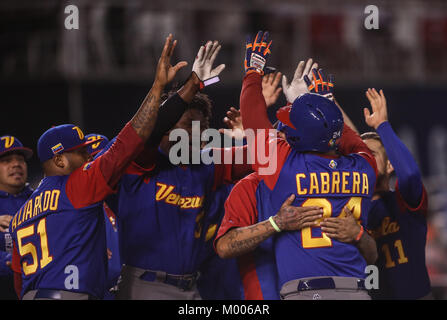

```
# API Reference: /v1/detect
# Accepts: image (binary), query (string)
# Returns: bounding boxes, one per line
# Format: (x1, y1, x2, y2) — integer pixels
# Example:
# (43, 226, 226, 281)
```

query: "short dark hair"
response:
(162, 90, 212, 122)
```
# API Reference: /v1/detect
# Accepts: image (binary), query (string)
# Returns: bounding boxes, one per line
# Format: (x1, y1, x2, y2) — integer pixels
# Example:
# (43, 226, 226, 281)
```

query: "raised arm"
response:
(66, 35, 186, 208)
(364, 88, 423, 207)
(136, 40, 226, 167)
(240, 31, 274, 131)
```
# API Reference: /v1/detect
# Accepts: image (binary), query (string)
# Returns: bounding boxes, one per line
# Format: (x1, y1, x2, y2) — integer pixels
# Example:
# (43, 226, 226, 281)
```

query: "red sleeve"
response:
(214, 173, 261, 249)
(239, 73, 273, 131)
(11, 243, 20, 273)
(395, 181, 428, 216)
(212, 146, 252, 190)
(239, 73, 292, 190)
(132, 146, 158, 171)
(12, 244, 22, 299)
(338, 124, 378, 176)
(66, 122, 144, 209)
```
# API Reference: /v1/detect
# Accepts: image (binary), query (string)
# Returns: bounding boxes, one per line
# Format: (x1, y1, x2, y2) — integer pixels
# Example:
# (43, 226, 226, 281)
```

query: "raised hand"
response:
(154, 34, 188, 88)
(244, 31, 272, 76)
(219, 107, 245, 140)
(273, 194, 323, 231)
(192, 40, 226, 81)
(282, 58, 318, 103)
(364, 88, 388, 129)
(304, 68, 335, 100)
(262, 72, 282, 107)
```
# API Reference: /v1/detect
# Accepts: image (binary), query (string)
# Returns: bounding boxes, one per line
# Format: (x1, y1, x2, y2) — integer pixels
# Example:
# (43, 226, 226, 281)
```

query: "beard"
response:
(375, 171, 389, 192)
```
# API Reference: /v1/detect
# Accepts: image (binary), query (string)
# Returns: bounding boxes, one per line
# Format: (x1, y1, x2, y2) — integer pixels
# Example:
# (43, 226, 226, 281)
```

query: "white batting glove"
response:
(282, 58, 318, 103)
(192, 40, 226, 81)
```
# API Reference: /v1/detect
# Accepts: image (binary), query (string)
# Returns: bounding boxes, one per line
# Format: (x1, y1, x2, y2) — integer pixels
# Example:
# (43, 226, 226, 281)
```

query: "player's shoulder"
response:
(227, 172, 261, 201)
(238, 172, 261, 187)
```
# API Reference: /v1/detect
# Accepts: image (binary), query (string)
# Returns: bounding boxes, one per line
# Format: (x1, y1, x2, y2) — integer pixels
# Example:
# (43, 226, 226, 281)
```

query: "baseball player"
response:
(86, 133, 122, 300)
(216, 63, 377, 299)
(0, 136, 33, 299)
(196, 183, 245, 300)
(219, 31, 378, 300)
(361, 88, 432, 299)
(9, 34, 186, 300)
(103, 40, 252, 300)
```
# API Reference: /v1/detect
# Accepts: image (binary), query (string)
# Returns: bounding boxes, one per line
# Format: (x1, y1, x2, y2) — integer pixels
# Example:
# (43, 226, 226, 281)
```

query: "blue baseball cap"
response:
(0, 135, 33, 159)
(85, 134, 108, 156)
(37, 124, 99, 162)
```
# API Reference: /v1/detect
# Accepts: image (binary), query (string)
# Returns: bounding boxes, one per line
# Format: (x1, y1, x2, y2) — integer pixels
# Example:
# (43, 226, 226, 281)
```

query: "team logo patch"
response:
(329, 160, 337, 169)
(51, 143, 64, 154)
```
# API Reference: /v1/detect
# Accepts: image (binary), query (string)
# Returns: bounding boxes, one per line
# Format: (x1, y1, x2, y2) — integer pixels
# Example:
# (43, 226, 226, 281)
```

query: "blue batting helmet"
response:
(276, 93, 343, 152)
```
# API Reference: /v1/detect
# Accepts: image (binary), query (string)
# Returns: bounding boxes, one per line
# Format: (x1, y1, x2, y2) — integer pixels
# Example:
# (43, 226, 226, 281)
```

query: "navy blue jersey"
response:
(10, 176, 108, 298)
(0, 186, 33, 253)
(197, 183, 244, 300)
(106, 148, 247, 275)
(366, 121, 431, 299)
(0, 186, 33, 299)
(367, 184, 430, 299)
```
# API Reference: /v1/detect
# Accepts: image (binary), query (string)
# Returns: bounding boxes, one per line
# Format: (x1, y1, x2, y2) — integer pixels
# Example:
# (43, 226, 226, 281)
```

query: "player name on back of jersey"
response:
(295, 171, 370, 196)
(10, 189, 61, 233)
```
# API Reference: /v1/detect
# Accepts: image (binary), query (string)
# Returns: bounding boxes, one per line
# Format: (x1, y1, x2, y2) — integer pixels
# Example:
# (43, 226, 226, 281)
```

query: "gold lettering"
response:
(342, 172, 351, 194)
(43, 191, 51, 211)
(24, 200, 33, 221)
(352, 172, 361, 194)
(309, 173, 319, 195)
(49, 190, 60, 211)
(11, 214, 17, 232)
(166, 193, 179, 205)
(155, 183, 175, 201)
(320, 172, 330, 194)
(332, 172, 340, 194)
(362, 173, 369, 194)
(33, 194, 42, 217)
(296, 173, 307, 195)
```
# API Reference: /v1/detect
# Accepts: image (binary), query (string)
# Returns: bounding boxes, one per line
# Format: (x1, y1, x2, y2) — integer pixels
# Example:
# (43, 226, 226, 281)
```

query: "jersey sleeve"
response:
(239, 73, 292, 190)
(214, 173, 261, 249)
(395, 181, 428, 216)
(338, 124, 378, 176)
(66, 122, 144, 209)
(377, 121, 423, 208)
(11, 243, 20, 274)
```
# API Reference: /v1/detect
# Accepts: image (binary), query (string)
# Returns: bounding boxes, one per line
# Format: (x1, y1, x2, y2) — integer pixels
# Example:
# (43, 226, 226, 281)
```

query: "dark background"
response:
(1, 0, 447, 297)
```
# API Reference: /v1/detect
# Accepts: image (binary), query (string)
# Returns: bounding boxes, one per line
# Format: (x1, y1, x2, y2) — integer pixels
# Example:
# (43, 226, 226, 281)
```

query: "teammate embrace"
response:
(7, 31, 431, 300)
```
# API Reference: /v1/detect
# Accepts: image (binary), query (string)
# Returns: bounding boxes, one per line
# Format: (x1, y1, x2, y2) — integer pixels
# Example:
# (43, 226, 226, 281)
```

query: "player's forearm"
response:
(178, 72, 201, 103)
(240, 73, 273, 131)
(376, 121, 423, 206)
(130, 83, 163, 141)
(145, 73, 200, 148)
(356, 231, 378, 265)
(216, 220, 276, 259)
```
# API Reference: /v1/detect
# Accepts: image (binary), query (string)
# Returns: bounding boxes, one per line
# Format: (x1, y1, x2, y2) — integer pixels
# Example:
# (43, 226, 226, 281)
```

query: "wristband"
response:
(355, 225, 364, 242)
(269, 216, 281, 233)
(199, 76, 220, 90)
